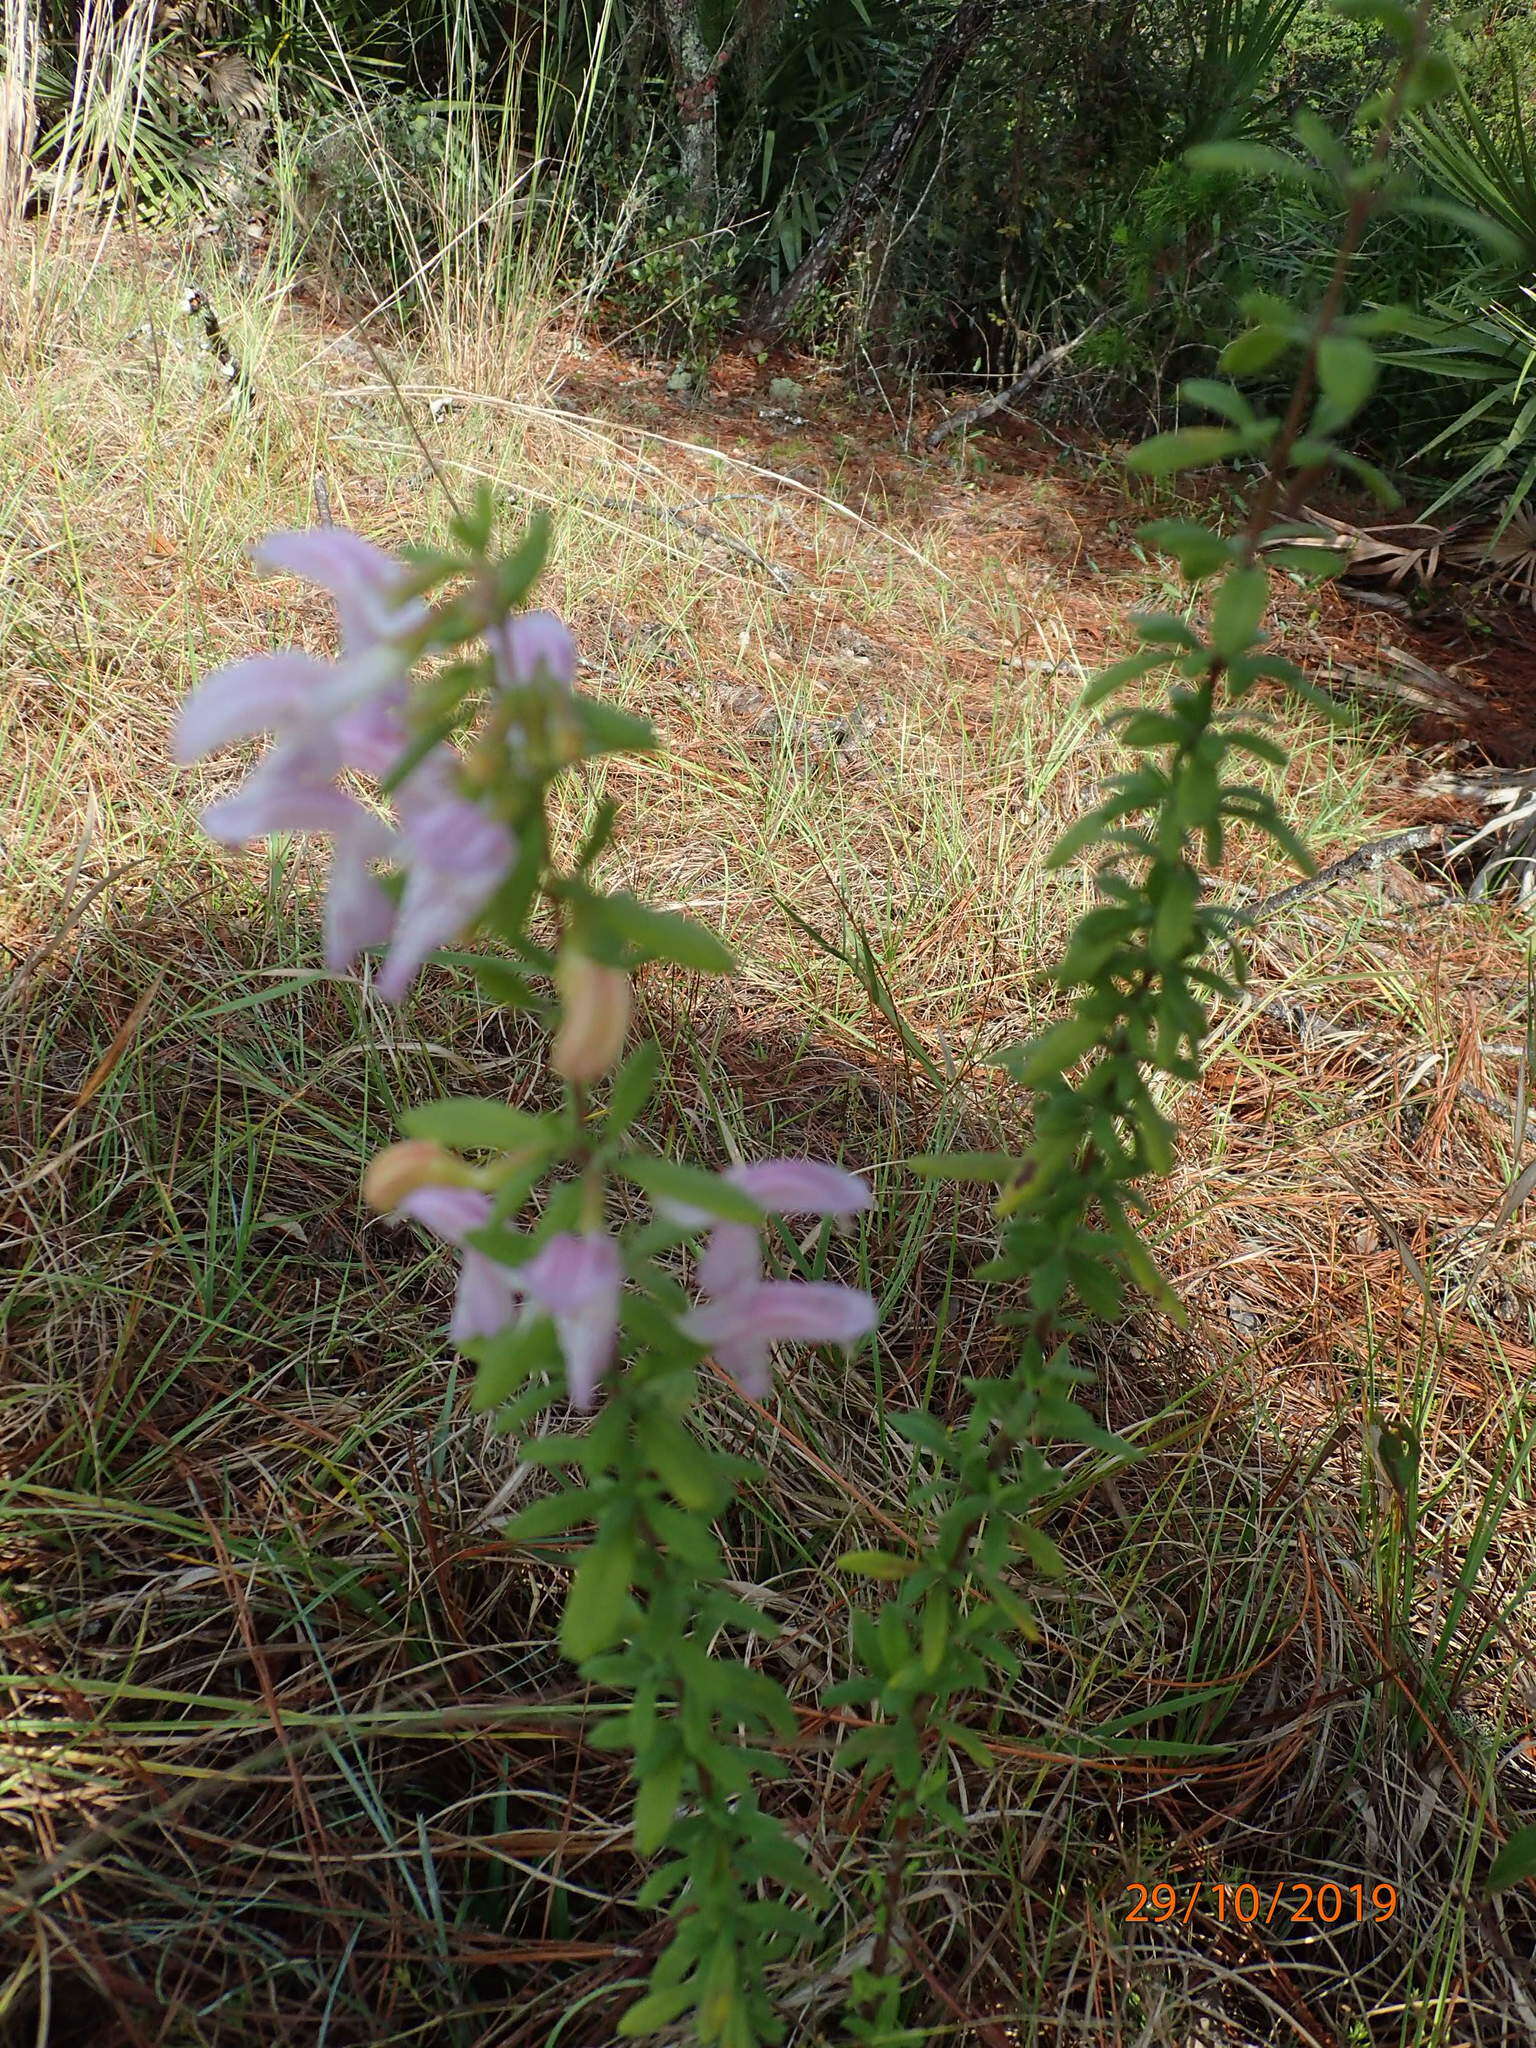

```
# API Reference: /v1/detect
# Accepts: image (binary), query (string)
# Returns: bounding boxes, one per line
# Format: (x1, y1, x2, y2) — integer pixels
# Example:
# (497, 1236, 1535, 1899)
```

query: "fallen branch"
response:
(1246, 824, 1448, 922)
(925, 322, 1101, 449)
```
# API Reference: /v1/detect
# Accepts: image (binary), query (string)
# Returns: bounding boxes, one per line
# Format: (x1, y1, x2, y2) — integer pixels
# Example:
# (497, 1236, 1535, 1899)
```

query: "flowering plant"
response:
(177, 502, 876, 2043)
(173, 9, 1479, 2034)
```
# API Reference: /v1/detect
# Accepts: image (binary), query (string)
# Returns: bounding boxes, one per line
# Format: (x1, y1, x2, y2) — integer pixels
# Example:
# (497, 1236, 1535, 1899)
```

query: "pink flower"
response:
(489, 611, 577, 691)
(685, 1283, 877, 1398)
(389, 1178, 621, 1407)
(176, 528, 518, 1003)
(387, 1171, 622, 1409)
(396, 1183, 520, 1344)
(254, 529, 428, 659)
(668, 1159, 877, 1397)
(515, 1232, 623, 1408)
(373, 782, 516, 1004)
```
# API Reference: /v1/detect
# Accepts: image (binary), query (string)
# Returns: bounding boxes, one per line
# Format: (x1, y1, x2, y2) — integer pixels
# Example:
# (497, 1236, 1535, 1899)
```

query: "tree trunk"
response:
(656, 0, 720, 223)
(745, 0, 1001, 347)
(0, 0, 39, 226)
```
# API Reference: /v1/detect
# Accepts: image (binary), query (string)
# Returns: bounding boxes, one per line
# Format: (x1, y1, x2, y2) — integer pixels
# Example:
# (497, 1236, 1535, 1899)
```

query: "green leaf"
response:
(492, 514, 552, 613)
(569, 694, 659, 761)
(639, 1413, 731, 1513)
(1328, 0, 1413, 44)
(631, 1749, 687, 1855)
(836, 1549, 918, 1581)
(1292, 107, 1353, 176)
(402, 1097, 554, 1151)
(1209, 566, 1270, 659)
(1178, 378, 1254, 427)
(906, 1150, 1017, 1180)
(468, 1314, 561, 1413)
(1330, 446, 1401, 506)
(503, 1490, 597, 1542)
(1185, 141, 1309, 181)
(1139, 519, 1233, 580)
(614, 1154, 764, 1222)
(1126, 426, 1243, 476)
(577, 891, 735, 975)
(575, 796, 620, 872)
(605, 1041, 662, 1137)
(1488, 1826, 1536, 1894)
(468, 959, 546, 1010)
(1080, 652, 1164, 707)
(448, 484, 497, 555)
(1315, 333, 1378, 426)
(1221, 324, 1293, 376)
(617, 1985, 696, 2036)
(1265, 543, 1351, 580)
(1006, 1016, 1105, 1087)
(560, 1536, 636, 1660)
(1131, 610, 1204, 651)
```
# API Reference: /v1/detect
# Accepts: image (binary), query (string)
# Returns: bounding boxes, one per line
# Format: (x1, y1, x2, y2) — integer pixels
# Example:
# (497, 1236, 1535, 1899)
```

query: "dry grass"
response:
(5, 218, 1536, 2048)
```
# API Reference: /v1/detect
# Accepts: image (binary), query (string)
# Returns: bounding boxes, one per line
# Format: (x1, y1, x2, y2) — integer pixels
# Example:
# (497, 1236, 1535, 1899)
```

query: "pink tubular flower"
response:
(176, 527, 519, 1004)
(254, 529, 428, 660)
(389, 1177, 622, 1408)
(515, 1232, 624, 1408)
(668, 1159, 877, 1398)
(373, 784, 516, 1004)
(396, 1183, 520, 1344)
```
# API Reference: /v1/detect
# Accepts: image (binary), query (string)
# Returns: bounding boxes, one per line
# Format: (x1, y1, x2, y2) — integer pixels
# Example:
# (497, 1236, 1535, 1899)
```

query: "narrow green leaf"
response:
(835, 1549, 918, 1581)
(1315, 333, 1378, 425)
(632, 1749, 687, 1854)
(402, 1097, 553, 1151)
(1209, 566, 1270, 658)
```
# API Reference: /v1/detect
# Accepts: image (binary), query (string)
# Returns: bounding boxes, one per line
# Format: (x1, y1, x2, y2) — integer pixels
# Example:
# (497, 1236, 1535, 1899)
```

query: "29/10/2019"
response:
(1123, 1881, 1398, 1926)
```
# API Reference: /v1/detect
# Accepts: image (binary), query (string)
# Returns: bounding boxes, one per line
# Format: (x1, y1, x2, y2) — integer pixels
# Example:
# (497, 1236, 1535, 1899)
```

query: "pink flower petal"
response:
(451, 1250, 520, 1342)
(199, 749, 361, 844)
(254, 530, 427, 652)
(685, 1280, 876, 1389)
(398, 1184, 493, 1244)
(714, 1331, 774, 1400)
(324, 815, 398, 972)
(725, 1159, 872, 1221)
(518, 1232, 623, 1408)
(374, 800, 515, 1003)
(335, 691, 410, 778)
(489, 611, 577, 691)
(173, 653, 332, 764)
(698, 1221, 761, 1299)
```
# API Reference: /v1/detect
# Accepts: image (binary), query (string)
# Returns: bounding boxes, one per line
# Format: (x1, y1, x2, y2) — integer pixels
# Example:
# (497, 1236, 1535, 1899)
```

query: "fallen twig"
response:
(1246, 825, 1448, 922)
(925, 321, 1102, 449)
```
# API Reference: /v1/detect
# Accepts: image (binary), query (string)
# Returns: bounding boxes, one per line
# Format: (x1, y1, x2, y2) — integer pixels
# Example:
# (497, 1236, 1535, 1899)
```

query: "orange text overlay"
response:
(1123, 1881, 1398, 1926)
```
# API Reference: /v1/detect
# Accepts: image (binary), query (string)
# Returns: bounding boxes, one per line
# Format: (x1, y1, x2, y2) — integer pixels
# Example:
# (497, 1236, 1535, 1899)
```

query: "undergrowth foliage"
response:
(169, 5, 1536, 2039)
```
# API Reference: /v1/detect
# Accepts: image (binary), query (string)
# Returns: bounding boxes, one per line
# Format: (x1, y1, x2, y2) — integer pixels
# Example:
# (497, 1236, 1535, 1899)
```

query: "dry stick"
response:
(1246, 824, 1448, 921)
(924, 320, 1103, 449)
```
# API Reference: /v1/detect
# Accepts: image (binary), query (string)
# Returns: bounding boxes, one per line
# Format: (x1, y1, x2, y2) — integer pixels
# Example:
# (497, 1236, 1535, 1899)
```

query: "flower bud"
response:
(552, 951, 631, 1084)
(363, 1139, 466, 1213)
